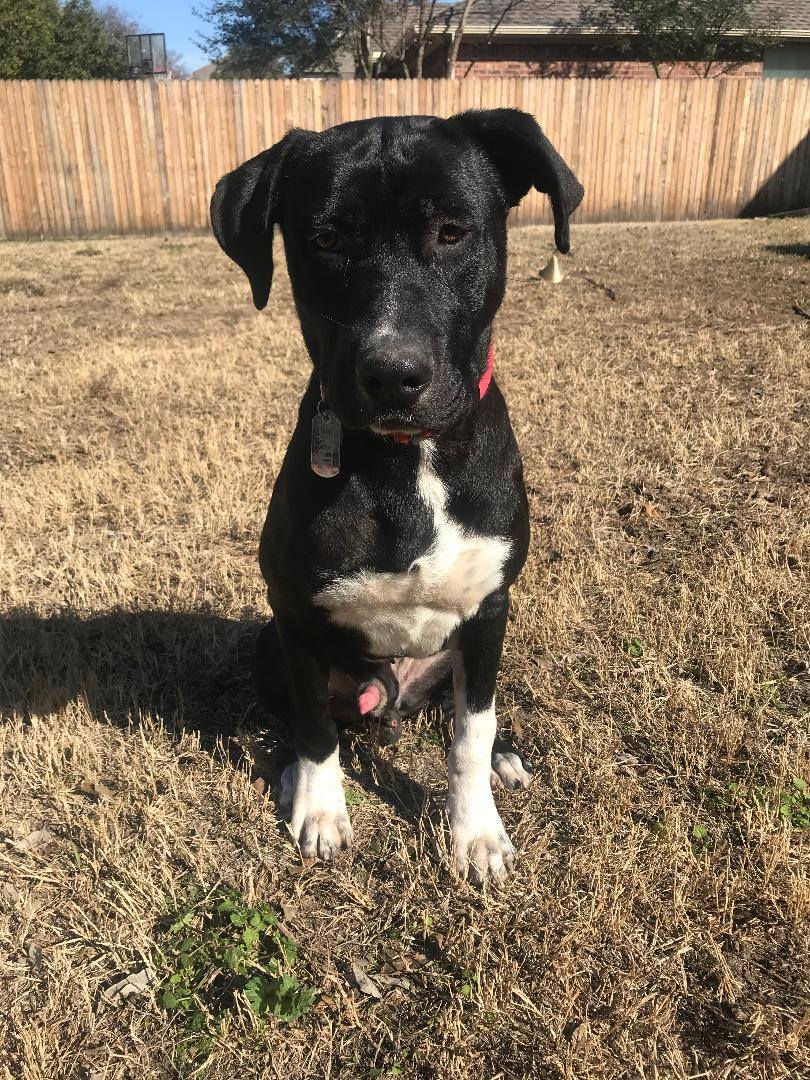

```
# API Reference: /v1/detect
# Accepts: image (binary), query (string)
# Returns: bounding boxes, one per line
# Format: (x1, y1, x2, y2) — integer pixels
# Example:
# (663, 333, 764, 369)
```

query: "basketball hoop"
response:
(126, 33, 168, 78)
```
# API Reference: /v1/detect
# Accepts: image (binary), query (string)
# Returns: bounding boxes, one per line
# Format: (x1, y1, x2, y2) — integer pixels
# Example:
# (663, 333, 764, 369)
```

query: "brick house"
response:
(417, 0, 810, 78)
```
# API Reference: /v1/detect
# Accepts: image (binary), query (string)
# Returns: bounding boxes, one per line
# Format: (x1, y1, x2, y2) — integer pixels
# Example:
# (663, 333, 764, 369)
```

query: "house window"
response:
(763, 45, 810, 77)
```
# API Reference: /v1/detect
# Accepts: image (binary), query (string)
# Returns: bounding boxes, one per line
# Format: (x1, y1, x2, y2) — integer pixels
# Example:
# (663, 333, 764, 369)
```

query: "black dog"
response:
(211, 109, 583, 883)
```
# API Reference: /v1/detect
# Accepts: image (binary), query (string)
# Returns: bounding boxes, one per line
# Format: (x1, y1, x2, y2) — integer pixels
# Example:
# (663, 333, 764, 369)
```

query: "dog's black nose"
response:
(357, 346, 432, 408)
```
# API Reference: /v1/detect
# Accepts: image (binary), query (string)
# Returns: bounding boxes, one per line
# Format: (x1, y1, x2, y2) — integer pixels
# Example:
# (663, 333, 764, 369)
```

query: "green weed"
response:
(622, 637, 645, 660)
(694, 777, 810, 852)
(154, 882, 315, 1063)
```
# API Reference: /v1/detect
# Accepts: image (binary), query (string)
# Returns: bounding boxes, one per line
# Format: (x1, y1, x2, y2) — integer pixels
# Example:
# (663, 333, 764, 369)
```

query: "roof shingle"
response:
(447, 0, 810, 34)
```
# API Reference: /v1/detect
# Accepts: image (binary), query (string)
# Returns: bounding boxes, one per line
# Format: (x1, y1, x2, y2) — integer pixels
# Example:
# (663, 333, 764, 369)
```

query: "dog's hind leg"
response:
(394, 652, 453, 718)
(394, 653, 531, 790)
(254, 620, 397, 739)
(252, 618, 289, 718)
(490, 734, 533, 791)
(328, 663, 402, 745)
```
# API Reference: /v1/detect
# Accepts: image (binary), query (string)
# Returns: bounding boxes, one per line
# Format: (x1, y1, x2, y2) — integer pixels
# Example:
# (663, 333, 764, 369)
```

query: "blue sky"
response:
(122, 1, 210, 72)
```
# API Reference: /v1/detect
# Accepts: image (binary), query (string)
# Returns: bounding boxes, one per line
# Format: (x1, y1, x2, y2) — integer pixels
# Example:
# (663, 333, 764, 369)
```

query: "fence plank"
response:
(0, 83, 19, 235)
(0, 77, 806, 238)
(783, 80, 809, 206)
(23, 81, 48, 234)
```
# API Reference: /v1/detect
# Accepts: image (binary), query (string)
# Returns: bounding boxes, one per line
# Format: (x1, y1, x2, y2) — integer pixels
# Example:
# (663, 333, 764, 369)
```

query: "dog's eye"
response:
(312, 228, 339, 252)
(437, 223, 466, 246)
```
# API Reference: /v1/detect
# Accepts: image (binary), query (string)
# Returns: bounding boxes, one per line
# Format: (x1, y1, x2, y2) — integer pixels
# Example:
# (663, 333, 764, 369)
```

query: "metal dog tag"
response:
(311, 405, 342, 478)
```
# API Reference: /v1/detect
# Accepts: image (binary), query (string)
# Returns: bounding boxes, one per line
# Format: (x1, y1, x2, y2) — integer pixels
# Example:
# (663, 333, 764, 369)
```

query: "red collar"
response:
(390, 342, 494, 444)
(477, 341, 494, 400)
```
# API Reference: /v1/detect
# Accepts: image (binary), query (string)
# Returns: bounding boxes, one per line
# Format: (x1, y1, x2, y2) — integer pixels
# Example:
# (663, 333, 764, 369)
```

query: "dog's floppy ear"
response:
(210, 129, 303, 310)
(449, 108, 584, 254)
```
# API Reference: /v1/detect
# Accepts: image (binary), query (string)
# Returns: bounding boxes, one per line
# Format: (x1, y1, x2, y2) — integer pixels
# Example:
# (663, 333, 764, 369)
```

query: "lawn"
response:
(0, 219, 808, 1079)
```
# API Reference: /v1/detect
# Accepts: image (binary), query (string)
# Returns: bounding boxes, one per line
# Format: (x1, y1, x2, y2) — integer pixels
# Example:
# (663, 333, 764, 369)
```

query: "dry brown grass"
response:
(0, 219, 808, 1080)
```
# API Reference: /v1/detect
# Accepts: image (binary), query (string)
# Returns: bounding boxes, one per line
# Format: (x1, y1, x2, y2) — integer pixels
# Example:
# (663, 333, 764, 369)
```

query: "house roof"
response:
(450, 0, 592, 29)
(767, 0, 810, 31)
(190, 62, 218, 80)
(436, 0, 810, 35)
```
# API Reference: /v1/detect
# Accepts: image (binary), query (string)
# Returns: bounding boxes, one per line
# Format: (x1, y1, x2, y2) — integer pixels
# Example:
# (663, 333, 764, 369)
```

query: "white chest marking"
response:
(314, 442, 511, 658)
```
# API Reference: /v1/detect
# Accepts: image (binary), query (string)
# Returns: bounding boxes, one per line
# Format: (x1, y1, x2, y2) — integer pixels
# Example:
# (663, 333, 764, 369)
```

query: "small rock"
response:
(1, 882, 21, 905)
(101, 966, 156, 1006)
(79, 778, 114, 802)
(350, 962, 382, 999)
(14, 829, 55, 854)
(614, 752, 640, 767)
(28, 943, 46, 968)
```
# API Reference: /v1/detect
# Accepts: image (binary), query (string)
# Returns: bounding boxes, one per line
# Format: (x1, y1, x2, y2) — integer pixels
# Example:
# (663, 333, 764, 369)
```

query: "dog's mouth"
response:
(369, 421, 433, 444)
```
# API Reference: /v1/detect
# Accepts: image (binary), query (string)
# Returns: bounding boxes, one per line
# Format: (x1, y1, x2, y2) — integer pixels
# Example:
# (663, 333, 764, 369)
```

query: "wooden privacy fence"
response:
(0, 77, 807, 239)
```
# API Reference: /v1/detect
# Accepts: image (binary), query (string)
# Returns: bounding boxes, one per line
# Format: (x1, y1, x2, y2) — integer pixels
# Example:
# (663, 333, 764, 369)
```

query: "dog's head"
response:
(211, 109, 583, 436)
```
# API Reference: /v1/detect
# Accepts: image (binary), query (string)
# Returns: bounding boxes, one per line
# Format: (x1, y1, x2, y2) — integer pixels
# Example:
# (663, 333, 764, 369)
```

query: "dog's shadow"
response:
(0, 607, 260, 741)
(0, 606, 432, 826)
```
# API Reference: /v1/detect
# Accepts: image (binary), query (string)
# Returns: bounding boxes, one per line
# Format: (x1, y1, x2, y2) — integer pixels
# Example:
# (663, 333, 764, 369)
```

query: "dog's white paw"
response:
(490, 751, 533, 791)
(447, 792, 515, 885)
(279, 755, 353, 861)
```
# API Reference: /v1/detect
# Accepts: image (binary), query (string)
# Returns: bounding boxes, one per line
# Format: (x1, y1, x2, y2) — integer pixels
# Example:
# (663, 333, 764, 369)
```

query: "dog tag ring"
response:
(311, 403, 342, 478)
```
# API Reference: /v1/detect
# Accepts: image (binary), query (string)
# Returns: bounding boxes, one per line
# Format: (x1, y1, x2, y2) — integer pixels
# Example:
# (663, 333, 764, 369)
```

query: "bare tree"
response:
(336, 0, 381, 78)
(445, 0, 472, 76)
(412, 0, 445, 77)
(95, 2, 139, 40)
(348, 0, 552, 80)
(349, 0, 448, 79)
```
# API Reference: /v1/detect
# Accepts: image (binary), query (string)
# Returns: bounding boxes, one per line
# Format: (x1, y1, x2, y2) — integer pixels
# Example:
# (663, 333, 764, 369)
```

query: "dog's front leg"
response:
(275, 617, 353, 861)
(447, 593, 515, 884)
